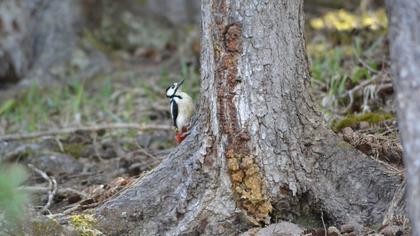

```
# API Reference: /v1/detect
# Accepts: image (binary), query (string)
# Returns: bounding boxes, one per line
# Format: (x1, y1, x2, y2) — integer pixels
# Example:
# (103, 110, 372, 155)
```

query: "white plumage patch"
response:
(171, 92, 194, 130)
(166, 84, 177, 97)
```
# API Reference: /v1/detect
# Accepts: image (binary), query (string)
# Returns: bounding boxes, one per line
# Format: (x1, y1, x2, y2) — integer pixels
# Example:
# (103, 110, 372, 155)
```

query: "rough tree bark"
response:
(387, 1, 420, 235)
(96, 0, 403, 235)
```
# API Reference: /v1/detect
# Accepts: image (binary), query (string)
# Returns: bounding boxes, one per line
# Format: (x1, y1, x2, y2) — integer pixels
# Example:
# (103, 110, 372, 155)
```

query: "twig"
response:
(352, 46, 379, 74)
(54, 137, 64, 152)
(60, 187, 89, 199)
(357, 56, 379, 74)
(92, 132, 104, 161)
(321, 210, 327, 236)
(338, 75, 383, 99)
(367, 154, 404, 175)
(0, 123, 172, 142)
(333, 74, 392, 114)
(135, 138, 159, 160)
(27, 164, 50, 184)
(20, 186, 88, 199)
(135, 148, 160, 161)
(62, 203, 82, 215)
(19, 185, 50, 192)
(27, 164, 57, 214)
(48, 203, 81, 219)
(44, 177, 57, 213)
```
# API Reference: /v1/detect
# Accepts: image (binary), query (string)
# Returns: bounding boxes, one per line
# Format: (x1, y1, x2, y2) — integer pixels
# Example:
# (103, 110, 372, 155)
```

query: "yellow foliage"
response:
(310, 9, 387, 31)
(310, 18, 324, 30)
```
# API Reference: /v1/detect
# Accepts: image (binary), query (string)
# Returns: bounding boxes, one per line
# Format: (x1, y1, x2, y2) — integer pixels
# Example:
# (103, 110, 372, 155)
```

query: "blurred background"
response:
(0, 0, 399, 232)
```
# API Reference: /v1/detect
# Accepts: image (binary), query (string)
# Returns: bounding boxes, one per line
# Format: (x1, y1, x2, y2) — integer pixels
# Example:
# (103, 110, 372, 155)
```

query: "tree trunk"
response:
(387, 1, 420, 235)
(96, 0, 403, 235)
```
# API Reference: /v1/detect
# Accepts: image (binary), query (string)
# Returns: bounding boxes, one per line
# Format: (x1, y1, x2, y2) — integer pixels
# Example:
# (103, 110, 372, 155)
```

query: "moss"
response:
(336, 140, 354, 149)
(83, 30, 114, 55)
(70, 214, 103, 236)
(28, 217, 77, 236)
(62, 143, 87, 158)
(332, 112, 394, 132)
(294, 214, 323, 229)
(31, 219, 59, 236)
(15, 148, 36, 161)
(369, 223, 383, 232)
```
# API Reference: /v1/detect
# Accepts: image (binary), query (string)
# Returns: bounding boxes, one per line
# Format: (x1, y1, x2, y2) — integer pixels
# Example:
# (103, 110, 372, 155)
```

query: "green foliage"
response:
(30, 217, 67, 236)
(0, 164, 29, 222)
(351, 66, 369, 84)
(0, 99, 16, 116)
(69, 79, 85, 113)
(307, 8, 389, 120)
(332, 112, 394, 132)
(157, 61, 200, 101)
(0, 82, 84, 132)
(0, 75, 128, 134)
(176, 61, 201, 101)
(309, 39, 376, 97)
(101, 78, 113, 98)
(83, 30, 113, 55)
(62, 143, 87, 159)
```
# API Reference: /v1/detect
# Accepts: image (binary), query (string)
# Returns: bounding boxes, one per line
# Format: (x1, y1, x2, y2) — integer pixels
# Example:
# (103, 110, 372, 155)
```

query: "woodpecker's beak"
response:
(177, 79, 185, 88)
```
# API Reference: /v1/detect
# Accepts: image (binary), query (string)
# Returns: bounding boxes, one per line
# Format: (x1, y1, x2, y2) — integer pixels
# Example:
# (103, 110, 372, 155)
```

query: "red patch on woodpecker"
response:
(175, 133, 184, 144)
(175, 127, 190, 144)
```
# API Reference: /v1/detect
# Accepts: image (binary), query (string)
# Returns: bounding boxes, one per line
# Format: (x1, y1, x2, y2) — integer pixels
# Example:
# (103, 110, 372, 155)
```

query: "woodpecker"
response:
(166, 80, 194, 144)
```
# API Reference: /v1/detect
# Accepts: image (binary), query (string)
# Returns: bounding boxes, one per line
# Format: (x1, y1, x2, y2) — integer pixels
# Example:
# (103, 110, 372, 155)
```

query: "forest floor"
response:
(0, 4, 407, 236)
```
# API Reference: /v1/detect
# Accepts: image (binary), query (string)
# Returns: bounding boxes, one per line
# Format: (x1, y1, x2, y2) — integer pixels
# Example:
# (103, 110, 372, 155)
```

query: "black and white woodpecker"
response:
(166, 80, 194, 143)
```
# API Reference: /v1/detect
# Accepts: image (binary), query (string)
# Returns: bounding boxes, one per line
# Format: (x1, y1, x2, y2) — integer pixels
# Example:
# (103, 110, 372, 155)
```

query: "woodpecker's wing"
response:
(176, 92, 194, 129)
(170, 100, 178, 129)
(183, 93, 195, 114)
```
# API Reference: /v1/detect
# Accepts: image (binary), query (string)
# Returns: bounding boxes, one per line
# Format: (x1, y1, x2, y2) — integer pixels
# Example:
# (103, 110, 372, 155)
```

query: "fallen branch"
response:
(321, 211, 327, 236)
(27, 164, 57, 214)
(0, 123, 172, 142)
(20, 186, 89, 199)
(331, 74, 393, 115)
(135, 138, 160, 160)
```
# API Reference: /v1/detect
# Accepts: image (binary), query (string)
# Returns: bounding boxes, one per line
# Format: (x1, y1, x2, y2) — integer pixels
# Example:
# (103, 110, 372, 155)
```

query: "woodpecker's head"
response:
(166, 79, 184, 98)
